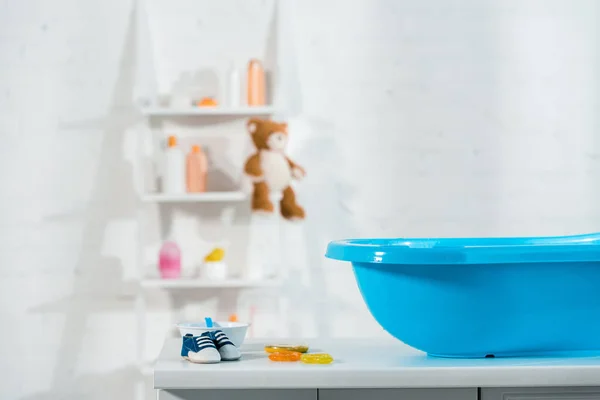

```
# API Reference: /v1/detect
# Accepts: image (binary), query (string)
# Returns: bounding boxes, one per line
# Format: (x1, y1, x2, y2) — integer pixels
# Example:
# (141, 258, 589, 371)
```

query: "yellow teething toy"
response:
(300, 353, 334, 364)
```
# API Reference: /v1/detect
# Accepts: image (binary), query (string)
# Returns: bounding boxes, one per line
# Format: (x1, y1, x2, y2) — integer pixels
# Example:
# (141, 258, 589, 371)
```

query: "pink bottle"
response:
(158, 242, 181, 279)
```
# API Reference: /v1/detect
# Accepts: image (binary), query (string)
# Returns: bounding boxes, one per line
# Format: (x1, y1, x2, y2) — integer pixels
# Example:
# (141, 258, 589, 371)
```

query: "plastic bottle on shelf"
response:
(186, 145, 208, 193)
(247, 59, 265, 106)
(163, 135, 185, 194)
(204, 260, 228, 280)
(227, 63, 241, 108)
(158, 241, 181, 279)
(203, 246, 227, 280)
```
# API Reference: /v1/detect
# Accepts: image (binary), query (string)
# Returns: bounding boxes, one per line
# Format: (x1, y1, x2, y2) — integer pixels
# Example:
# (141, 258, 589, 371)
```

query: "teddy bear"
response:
(243, 118, 306, 220)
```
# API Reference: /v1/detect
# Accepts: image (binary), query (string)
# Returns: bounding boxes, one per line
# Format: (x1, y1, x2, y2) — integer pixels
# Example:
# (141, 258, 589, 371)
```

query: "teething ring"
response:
(300, 353, 334, 364)
(265, 345, 309, 354)
(268, 351, 301, 362)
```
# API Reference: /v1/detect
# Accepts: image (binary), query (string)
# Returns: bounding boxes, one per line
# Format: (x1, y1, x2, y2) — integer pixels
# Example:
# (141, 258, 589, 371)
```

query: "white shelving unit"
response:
(140, 278, 281, 289)
(140, 105, 277, 117)
(132, 1, 292, 398)
(140, 191, 247, 203)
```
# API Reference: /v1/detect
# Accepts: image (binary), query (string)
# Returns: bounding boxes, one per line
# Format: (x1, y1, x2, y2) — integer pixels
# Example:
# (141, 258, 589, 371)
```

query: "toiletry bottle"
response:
(247, 59, 265, 106)
(228, 63, 241, 107)
(203, 246, 227, 280)
(204, 259, 228, 280)
(164, 135, 185, 194)
(186, 145, 208, 193)
(158, 241, 181, 279)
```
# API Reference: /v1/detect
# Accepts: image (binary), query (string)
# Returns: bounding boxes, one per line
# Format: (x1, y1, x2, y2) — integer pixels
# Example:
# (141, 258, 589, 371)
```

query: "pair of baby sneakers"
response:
(181, 330, 241, 364)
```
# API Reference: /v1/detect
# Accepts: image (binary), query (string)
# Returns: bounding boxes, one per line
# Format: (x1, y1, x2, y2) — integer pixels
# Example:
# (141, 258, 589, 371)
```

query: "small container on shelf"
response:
(163, 135, 185, 194)
(204, 261, 228, 280)
(158, 241, 181, 279)
(247, 59, 265, 106)
(186, 145, 208, 193)
(202, 247, 228, 280)
(195, 97, 218, 107)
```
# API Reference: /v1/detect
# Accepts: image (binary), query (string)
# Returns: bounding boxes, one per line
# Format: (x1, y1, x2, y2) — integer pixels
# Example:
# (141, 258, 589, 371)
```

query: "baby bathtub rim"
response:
(325, 233, 600, 265)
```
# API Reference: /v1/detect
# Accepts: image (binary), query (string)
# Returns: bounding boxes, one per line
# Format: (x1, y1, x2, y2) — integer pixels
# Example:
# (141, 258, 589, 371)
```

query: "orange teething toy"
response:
(197, 97, 218, 107)
(268, 351, 301, 362)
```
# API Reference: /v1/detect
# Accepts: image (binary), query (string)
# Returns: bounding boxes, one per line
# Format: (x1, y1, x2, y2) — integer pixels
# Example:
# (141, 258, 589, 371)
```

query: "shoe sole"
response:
(221, 357, 241, 361)
(183, 356, 221, 364)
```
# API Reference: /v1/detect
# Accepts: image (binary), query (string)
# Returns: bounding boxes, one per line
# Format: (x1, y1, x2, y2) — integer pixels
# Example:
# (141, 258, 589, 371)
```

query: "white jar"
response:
(203, 261, 228, 280)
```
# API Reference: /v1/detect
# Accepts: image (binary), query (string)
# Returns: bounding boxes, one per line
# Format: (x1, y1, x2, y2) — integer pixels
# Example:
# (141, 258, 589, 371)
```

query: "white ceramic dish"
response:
(175, 321, 249, 347)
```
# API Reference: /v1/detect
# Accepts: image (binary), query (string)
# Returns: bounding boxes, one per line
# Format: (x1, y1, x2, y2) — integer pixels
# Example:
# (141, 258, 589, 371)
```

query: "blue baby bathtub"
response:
(325, 233, 600, 358)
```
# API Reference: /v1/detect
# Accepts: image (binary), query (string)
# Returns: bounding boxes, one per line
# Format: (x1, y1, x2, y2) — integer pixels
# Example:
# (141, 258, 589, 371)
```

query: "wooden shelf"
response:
(140, 278, 281, 289)
(141, 191, 247, 203)
(141, 106, 276, 117)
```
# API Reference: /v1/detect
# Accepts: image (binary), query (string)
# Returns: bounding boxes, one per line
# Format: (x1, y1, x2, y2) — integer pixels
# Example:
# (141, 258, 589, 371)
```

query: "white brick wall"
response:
(1, 0, 600, 398)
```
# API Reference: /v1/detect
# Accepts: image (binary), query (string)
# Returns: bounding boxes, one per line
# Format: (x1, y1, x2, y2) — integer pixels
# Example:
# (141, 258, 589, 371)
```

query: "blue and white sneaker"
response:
(181, 332, 221, 364)
(211, 330, 241, 361)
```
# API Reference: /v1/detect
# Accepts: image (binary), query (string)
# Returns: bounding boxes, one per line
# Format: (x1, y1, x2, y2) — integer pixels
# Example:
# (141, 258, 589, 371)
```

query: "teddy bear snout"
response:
(267, 132, 287, 150)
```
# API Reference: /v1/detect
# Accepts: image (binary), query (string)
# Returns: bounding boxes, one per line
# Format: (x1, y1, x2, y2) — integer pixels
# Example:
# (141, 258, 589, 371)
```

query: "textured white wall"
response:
(1, 0, 600, 399)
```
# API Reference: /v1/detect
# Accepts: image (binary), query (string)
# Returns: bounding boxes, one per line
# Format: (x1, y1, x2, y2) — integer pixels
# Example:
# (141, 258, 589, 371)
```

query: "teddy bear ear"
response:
(247, 119, 259, 134)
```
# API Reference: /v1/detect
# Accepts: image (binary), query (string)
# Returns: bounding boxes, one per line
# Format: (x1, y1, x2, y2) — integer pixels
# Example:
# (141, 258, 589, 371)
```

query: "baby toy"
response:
(243, 118, 306, 220)
(300, 353, 334, 364)
(265, 344, 309, 353)
(268, 351, 301, 362)
(267, 350, 334, 364)
(196, 97, 218, 107)
(265, 344, 334, 364)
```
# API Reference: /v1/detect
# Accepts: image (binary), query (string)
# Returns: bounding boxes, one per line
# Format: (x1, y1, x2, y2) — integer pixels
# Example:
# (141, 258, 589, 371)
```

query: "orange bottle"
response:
(247, 59, 265, 106)
(186, 145, 208, 193)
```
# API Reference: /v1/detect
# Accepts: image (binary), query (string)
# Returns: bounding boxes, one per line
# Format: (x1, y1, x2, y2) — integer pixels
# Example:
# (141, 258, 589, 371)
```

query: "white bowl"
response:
(175, 321, 249, 347)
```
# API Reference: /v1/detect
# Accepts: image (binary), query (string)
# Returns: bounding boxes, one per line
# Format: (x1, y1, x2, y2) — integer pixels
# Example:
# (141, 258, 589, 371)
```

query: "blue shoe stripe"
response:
(211, 330, 235, 348)
(215, 340, 234, 349)
(195, 343, 217, 352)
(196, 337, 213, 343)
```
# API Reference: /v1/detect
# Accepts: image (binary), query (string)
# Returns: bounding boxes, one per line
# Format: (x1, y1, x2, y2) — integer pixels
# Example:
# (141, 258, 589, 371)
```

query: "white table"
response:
(154, 338, 600, 400)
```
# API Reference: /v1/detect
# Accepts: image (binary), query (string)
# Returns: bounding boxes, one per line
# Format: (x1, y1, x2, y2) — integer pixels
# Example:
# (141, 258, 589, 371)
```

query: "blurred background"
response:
(1, 0, 600, 398)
